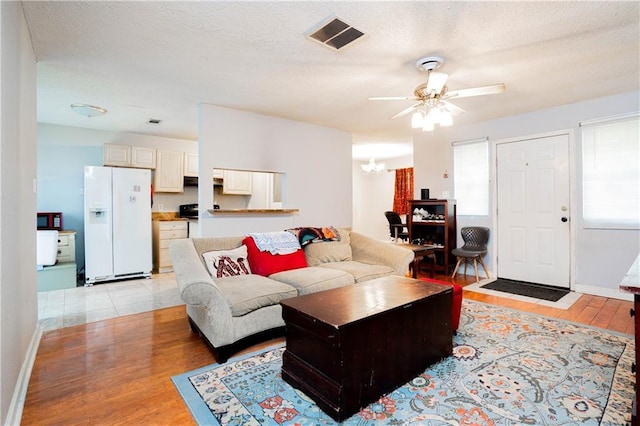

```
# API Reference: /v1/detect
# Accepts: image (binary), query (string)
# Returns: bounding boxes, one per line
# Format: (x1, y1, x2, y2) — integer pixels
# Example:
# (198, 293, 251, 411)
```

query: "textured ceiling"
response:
(23, 1, 640, 159)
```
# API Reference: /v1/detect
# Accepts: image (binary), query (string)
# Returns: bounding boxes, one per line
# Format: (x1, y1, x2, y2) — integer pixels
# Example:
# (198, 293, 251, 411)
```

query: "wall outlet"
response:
(158, 204, 164, 211)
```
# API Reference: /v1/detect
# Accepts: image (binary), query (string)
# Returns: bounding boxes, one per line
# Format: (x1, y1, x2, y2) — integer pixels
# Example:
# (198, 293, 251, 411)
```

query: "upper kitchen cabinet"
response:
(103, 144, 156, 169)
(154, 150, 184, 193)
(131, 146, 157, 169)
(184, 153, 198, 177)
(222, 170, 252, 195)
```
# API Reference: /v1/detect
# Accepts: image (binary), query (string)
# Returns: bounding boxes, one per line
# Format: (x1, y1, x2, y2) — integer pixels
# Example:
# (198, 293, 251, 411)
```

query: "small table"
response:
(280, 276, 453, 421)
(397, 243, 436, 278)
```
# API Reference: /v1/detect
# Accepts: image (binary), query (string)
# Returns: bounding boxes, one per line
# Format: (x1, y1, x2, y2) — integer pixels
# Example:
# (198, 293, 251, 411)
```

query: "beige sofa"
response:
(170, 229, 414, 361)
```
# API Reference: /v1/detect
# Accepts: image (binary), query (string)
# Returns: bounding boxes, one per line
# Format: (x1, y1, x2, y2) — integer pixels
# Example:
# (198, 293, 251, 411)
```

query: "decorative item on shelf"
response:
(361, 158, 385, 174)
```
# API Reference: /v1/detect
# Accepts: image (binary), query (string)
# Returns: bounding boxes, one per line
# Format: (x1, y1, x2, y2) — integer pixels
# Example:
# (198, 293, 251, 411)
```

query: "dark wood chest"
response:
(280, 276, 453, 422)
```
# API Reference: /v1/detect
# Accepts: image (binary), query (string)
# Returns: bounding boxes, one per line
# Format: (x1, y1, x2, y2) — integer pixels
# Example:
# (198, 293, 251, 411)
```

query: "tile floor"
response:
(37, 273, 184, 332)
(38, 273, 582, 333)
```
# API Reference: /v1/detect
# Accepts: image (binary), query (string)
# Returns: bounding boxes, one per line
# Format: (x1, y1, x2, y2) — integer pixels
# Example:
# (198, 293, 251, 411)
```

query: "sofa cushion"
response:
(243, 237, 308, 276)
(319, 261, 395, 283)
(202, 245, 251, 278)
(270, 266, 354, 295)
(304, 229, 352, 266)
(215, 274, 298, 317)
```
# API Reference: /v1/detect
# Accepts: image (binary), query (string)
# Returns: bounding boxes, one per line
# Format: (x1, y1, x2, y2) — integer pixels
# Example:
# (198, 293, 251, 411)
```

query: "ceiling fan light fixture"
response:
(411, 111, 424, 128)
(422, 118, 435, 132)
(429, 107, 442, 124)
(440, 111, 453, 126)
(70, 103, 107, 117)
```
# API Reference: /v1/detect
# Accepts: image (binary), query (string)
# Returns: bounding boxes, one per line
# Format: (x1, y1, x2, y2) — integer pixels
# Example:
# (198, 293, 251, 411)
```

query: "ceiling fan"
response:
(369, 56, 505, 130)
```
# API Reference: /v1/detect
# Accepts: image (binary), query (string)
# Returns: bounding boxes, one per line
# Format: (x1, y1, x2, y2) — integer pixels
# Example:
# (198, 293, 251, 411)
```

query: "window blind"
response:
(581, 113, 640, 229)
(453, 138, 489, 216)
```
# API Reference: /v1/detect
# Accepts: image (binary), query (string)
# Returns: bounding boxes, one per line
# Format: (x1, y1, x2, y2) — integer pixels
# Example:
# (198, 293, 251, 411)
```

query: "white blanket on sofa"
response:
(248, 231, 301, 255)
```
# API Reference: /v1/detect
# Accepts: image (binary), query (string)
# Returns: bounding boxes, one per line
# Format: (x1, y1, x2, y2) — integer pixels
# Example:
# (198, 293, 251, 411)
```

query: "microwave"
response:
(37, 212, 63, 230)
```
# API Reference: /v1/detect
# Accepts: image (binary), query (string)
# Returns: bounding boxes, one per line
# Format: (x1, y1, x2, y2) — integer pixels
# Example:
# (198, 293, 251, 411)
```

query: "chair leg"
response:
(463, 258, 468, 277)
(478, 256, 490, 279)
(451, 257, 463, 278)
(473, 258, 479, 283)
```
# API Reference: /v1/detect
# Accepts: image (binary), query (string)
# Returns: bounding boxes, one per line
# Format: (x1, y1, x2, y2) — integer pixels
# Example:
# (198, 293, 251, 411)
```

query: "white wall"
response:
(352, 156, 413, 241)
(0, 3, 38, 423)
(37, 123, 197, 273)
(198, 104, 352, 236)
(413, 91, 640, 300)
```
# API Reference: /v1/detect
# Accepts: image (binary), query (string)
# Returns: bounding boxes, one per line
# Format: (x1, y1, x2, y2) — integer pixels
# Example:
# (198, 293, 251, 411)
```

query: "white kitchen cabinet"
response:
(153, 150, 184, 192)
(213, 168, 224, 179)
(56, 230, 76, 263)
(103, 144, 131, 167)
(184, 152, 198, 177)
(131, 146, 157, 169)
(103, 144, 157, 169)
(152, 220, 188, 273)
(222, 170, 252, 195)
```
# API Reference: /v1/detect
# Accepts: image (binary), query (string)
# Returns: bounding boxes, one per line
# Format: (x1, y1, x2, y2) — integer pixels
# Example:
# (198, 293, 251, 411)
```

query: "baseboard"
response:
(574, 283, 633, 302)
(5, 323, 42, 426)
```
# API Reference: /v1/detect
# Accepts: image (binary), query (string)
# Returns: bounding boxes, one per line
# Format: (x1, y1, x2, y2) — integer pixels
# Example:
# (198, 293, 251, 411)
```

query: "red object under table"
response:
(421, 278, 463, 332)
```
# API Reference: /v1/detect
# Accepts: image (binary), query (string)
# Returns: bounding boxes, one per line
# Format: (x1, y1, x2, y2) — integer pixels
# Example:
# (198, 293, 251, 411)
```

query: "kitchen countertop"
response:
(207, 208, 299, 214)
(152, 212, 187, 221)
(619, 254, 640, 294)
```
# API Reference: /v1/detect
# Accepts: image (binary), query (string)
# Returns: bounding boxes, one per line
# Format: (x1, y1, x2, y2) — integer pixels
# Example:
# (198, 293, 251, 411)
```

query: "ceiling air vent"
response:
(305, 16, 365, 51)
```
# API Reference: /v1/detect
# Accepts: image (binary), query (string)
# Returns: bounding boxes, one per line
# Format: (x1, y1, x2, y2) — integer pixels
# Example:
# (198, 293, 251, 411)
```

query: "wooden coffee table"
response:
(280, 276, 453, 421)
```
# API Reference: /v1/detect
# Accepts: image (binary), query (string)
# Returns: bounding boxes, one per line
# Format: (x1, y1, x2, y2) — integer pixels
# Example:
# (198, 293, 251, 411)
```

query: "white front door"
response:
(496, 134, 571, 288)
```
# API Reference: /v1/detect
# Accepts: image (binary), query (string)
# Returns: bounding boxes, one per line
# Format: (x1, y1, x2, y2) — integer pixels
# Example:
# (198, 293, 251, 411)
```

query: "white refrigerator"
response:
(84, 166, 152, 284)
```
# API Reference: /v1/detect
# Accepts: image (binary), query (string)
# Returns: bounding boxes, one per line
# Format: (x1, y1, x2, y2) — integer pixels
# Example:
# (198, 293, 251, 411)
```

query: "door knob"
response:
(561, 217, 568, 222)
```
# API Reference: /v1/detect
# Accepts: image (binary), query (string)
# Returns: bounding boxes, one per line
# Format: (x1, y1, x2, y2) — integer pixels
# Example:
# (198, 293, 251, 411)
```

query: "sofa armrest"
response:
(170, 239, 232, 318)
(350, 231, 414, 276)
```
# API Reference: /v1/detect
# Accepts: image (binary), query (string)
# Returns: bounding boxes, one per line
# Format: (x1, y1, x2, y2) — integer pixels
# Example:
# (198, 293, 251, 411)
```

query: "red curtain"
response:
(393, 167, 414, 215)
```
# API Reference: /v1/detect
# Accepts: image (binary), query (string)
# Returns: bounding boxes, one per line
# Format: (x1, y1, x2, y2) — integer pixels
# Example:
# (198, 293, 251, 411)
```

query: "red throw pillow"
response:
(242, 237, 308, 276)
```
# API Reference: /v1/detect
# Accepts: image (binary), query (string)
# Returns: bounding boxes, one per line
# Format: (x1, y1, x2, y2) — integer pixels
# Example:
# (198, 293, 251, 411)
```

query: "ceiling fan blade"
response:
(391, 103, 423, 119)
(426, 72, 448, 94)
(445, 83, 505, 99)
(368, 96, 419, 101)
(441, 100, 465, 116)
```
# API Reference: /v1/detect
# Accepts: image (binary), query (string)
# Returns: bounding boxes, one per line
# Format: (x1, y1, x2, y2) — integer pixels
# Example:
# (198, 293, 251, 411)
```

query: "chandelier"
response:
(410, 100, 453, 132)
(361, 158, 385, 174)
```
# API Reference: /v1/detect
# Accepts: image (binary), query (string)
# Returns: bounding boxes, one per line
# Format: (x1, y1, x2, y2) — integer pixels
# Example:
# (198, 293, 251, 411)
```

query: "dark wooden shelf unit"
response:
(407, 199, 457, 274)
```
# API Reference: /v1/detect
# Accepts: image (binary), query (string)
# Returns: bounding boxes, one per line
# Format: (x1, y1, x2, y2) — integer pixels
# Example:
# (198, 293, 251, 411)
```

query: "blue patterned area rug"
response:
(172, 300, 634, 425)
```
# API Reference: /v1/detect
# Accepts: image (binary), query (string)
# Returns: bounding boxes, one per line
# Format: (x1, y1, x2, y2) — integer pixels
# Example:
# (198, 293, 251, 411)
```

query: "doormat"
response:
(481, 278, 570, 302)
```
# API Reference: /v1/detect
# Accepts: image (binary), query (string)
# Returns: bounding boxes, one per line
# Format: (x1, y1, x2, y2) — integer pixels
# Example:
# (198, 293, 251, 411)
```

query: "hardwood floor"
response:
(22, 272, 634, 425)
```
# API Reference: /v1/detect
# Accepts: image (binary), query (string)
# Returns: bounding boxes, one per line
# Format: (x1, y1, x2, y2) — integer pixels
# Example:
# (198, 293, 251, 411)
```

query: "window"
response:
(453, 138, 489, 215)
(581, 113, 640, 229)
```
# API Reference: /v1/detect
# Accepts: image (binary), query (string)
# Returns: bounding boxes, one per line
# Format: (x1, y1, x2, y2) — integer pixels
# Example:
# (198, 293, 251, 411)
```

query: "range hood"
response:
(183, 176, 223, 187)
